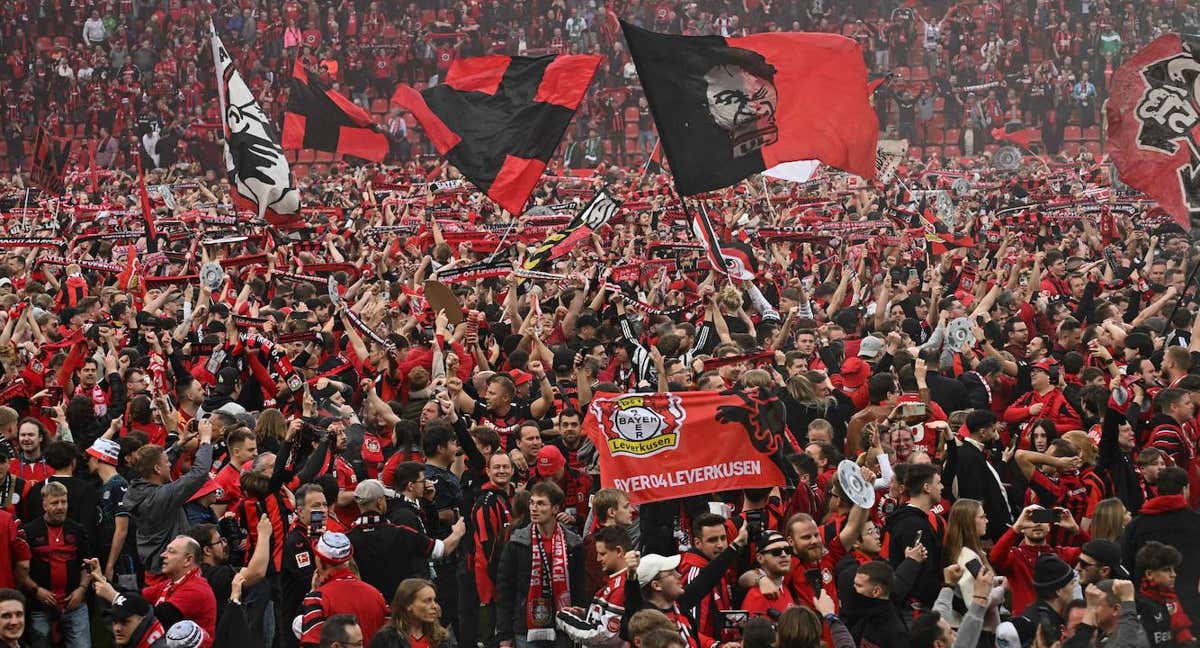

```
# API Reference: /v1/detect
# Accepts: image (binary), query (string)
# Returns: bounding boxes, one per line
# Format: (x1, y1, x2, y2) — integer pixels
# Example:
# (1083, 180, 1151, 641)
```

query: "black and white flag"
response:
(212, 27, 301, 227)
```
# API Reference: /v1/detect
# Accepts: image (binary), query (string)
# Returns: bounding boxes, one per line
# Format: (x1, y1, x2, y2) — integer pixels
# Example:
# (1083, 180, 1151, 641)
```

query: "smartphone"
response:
(908, 269, 919, 282)
(45, 385, 63, 402)
(309, 510, 326, 538)
(900, 401, 928, 421)
(1030, 508, 1057, 524)
(805, 568, 823, 594)
(965, 558, 982, 578)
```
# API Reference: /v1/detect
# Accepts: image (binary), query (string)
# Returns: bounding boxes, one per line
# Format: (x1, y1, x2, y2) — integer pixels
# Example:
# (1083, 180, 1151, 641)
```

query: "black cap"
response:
(111, 593, 151, 620)
(1081, 539, 1130, 579)
(214, 367, 239, 395)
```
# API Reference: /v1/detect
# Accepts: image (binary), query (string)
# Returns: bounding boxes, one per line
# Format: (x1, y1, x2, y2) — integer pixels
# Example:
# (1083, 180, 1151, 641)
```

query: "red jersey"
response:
(143, 567, 217, 642)
(678, 550, 733, 639)
(298, 568, 389, 645)
(988, 528, 1083, 614)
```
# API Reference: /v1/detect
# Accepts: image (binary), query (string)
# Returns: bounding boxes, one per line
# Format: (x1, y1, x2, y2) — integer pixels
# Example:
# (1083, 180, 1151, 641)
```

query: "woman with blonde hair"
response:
(253, 408, 288, 454)
(937, 499, 997, 630)
(369, 578, 454, 648)
(1089, 498, 1130, 542)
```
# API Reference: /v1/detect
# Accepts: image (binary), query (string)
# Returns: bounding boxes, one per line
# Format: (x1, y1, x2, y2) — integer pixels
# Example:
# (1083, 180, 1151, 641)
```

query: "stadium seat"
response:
(1083, 126, 1100, 141)
(944, 129, 960, 146)
(983, 144, 999, 155)
(1062, 143, 1082, 157)
(53, 36, 71, 49)
(298, 150, 316, 164)
(292, 164, 308, 178)
(928, 129, 945, 144)
(911, 66, 928, 81)
(924, 145, 941, 159)
(420, 9, 436, 25)
(933, 97, 944, 111)
(1030, 48, 1043, 62)
(625, 123, 638, 138)
(624, 107, 640, 123)
(894, 66, 910, 80)
(285, 150, 298, 163)
(0, 142, 6, 157)
(35, 37, 52, 52)
(907, 146, 922, 159)
(1085, 141, 1103, 158)
(1064, 126, 1082, 141)
(370, 99, 389, 113)
(943, 145, 961, 158)
(314, 151, 334, 162)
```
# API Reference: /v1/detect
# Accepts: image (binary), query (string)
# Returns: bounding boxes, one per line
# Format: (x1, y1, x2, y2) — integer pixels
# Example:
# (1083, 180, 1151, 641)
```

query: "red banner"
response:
(584, 389, 790, 504)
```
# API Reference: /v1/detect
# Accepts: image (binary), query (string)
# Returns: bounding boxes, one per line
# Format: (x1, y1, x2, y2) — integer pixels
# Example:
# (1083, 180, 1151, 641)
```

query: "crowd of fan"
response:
(4, 0, 1200, 176)
(0, 2, 1197, 648)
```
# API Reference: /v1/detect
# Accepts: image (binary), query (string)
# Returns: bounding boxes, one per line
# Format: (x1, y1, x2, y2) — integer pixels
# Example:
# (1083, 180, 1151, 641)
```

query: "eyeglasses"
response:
(207, 537, 228, 547)
(761, 547, 791, 558)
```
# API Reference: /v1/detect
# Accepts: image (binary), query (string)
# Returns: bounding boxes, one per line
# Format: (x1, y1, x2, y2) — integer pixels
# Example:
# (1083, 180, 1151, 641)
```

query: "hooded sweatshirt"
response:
(120, 443, 213, 574)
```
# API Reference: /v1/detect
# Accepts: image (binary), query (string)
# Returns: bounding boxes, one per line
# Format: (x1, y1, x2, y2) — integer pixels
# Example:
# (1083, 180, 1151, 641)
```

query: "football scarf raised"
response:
(30, 127, 71, 195)
(392, 53, 601, 214)
(1107, 33, 1200, 229)
(523, 188, 618, 273)
(621, 21, 878, 195)
(284, 60, 388, 163)
(212, 28, 301, 227)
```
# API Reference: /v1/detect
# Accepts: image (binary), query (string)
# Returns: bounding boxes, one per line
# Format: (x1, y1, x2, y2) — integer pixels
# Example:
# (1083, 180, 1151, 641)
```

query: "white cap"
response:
(635, 554, 681, 586)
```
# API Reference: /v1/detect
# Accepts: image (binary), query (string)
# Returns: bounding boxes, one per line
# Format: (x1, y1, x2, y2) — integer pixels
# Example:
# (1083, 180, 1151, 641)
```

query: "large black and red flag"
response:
(621, 21, 878, 196)
(29, 127, 71, 195)
(1107, 33, 1200, 229)
(392, 53, 601, 215)
(283, 60, 388, 162)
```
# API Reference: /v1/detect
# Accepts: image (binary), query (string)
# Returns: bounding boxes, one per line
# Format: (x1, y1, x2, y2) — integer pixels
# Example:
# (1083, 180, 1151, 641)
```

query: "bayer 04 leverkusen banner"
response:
(1106, 33, 1200, 229)
(584, 389, 794, 505)
(621, 20, 878, 196)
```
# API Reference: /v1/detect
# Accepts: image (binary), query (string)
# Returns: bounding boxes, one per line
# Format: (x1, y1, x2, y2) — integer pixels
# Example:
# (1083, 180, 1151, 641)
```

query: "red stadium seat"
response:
(284, 149, 297, 163)
(1064, 126, 1082, 141)
(298, 150, 316, 164)
(924, 145, 941, 159)
(911, 66, 928, 81)
(944, 129, 960, 146)
(933, 97, 944, 111)
(53, 36, 71, 49)
(370, 99, 389, 113)
(420, 10, 436, 25)
(0, 142, 6, 157)
(1085, 141, 1103, 158)
(928, 129, 945, 144)
(1030, 48, 1043, 62)
(292, 164, 308, 178)
(894, 66, 910, 80)
(35, 37, 52, 52)
(984, 144, 999, 155)
(625, 123, 638, 138)
(314, 151, 334, 162)
(624, 107, 640, 123)
(943, 145, 961, 158)
(1083, 126, 1100, 141)
(1062, 143, 1081, 157)
(907, 146, 923, 159)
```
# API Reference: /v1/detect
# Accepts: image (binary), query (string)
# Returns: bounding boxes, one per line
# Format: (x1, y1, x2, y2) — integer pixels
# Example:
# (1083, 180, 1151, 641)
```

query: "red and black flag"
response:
(134, 154, 158, 252)
(621, 21, 878, 196)
(283, 60, 388, 163)
(29, 127, 71, 195)
(392, 53, 601, 215)
(1107, 33, 1200, 229)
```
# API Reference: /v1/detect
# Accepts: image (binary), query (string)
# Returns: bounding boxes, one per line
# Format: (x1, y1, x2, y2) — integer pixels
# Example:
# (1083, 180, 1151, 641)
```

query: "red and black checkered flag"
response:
(283, 60, 388, 163)
(29, 127, 71, 195)
(392, 53, 601, 214)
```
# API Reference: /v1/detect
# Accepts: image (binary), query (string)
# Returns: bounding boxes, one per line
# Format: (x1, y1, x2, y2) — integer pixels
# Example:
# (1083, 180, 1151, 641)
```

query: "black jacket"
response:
(1135, 594, 1179, 648)
(927, 372, 969, 415)
(841, 589, 911, 648)
(883, 504, 943, 608)
(369, 626, 459, 648)
(1122, 495, 1200, 623)
(495, 524, 586, 642)
(944, 439, 1013, 541)
(1096, 407, 1144, 514)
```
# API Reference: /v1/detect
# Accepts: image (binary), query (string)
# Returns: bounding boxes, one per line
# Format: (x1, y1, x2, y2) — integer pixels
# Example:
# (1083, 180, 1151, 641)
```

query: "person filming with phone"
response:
(989, 504, 1085, 615)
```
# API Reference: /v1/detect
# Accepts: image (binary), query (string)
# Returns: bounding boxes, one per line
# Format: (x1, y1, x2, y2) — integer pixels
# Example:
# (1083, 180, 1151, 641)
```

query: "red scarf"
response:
(526, 524, 570, 641)
(1141, 578, 1194, 643)
(152, 566, 203, 606)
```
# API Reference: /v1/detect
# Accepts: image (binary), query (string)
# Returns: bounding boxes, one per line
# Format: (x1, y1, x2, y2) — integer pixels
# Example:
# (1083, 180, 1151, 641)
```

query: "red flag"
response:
(584, 389, 790, 505)
(989, 126, 1038, 149)
(1106, 34, 1200, 228)
(284, 60, 389, 162)
(622, 21, 878, 195)
(134, 154, 158, 251)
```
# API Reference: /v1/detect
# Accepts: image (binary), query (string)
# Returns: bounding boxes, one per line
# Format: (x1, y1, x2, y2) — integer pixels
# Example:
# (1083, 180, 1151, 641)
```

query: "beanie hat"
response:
(314, 531, 353, 565)
(164, 620, 208, 648)
(1032, 553, 1074, 591)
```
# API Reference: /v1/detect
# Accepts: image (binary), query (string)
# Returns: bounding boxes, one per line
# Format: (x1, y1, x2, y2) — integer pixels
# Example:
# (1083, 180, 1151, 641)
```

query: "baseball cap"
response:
(536, 445, 566, 478)
(314, 531, 353, 565)
(858, 336, 885, 360)
(111, 593, 152, 620)
(187, 478, 222, 503)
(1081, 539, 1129, 579)
(508, 369, 533, 386)
(840, 357, 871, 389)
(635, 553, 682, 586)
(86, 438, 121, 466)
(354, 478, 397, 504)
(1031, 360, 1053, 373)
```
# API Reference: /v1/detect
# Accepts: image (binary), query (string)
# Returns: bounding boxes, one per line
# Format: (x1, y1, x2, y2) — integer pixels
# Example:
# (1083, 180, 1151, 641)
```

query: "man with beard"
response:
(548, 409, 596, 473)
(989, 504, 1084, 615)
(19, 481, 93, 647)
(740, 531, 794, 618)
(1004, 360, 1083, 433)
(744, 486, 870, 612)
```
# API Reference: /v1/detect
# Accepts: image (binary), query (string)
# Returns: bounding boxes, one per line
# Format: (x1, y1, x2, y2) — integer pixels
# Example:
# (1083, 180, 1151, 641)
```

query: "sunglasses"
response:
(761, 547, 791, 558)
